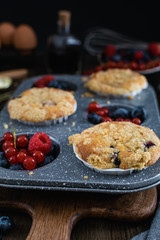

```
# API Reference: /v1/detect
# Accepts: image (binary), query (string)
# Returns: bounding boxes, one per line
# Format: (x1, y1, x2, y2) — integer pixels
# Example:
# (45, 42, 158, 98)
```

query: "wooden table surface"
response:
(0, 56, 160, 240)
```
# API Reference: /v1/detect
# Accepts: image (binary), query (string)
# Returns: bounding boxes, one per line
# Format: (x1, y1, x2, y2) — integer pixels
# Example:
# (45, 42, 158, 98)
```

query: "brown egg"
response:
(0, 22, 16, 45)
(13, 24, 37, 50)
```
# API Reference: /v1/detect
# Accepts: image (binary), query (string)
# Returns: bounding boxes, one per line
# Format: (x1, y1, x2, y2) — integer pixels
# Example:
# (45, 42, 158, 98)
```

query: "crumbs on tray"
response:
(3, 123, 8, 129)
(81, 92, 94, 98)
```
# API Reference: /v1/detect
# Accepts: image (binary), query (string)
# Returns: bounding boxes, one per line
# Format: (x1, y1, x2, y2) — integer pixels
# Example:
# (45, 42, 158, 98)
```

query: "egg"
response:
(13, 24, 37, 50)
(0, 22, 16, 46)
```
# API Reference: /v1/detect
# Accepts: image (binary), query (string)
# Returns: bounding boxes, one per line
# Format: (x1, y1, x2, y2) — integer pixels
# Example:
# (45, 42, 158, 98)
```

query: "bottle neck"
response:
(57, 21, 70, 34)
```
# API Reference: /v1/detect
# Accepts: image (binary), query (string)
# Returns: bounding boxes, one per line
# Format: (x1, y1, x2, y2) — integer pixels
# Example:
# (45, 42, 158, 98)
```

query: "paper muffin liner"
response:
(87, 82, 148, 98)
(73, 144, 141, 176)
(16, 102, 77, 126)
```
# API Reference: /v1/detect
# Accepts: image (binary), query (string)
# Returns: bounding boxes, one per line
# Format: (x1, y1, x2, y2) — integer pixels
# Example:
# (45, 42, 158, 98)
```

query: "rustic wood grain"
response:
(0, 187, 157, 240)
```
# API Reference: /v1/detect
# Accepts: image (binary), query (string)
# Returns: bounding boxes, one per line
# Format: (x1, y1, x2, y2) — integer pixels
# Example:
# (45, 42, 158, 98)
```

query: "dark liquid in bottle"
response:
(47, 34, 81, 74)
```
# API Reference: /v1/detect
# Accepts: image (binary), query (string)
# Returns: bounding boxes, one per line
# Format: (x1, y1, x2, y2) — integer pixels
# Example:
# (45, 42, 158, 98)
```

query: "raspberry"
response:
(103, 45, 116, 58)
(147, 42, 160, 56)
(34, 75, 54, 88)
(28, 132, 52, 154)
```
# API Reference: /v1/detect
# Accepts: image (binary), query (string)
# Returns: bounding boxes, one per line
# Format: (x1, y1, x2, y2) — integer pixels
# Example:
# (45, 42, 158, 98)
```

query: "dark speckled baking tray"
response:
(0, 75, 160, 194)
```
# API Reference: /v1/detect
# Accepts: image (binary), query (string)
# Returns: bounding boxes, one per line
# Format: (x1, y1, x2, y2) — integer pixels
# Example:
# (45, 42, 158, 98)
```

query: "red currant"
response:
(8, 156, 17, 165)
(18, 148, 29, 155)
(94, 65, 103, 72)
(124, 119, 132, 122)
(16, 135, 28, 147)
(3, 132, 14, 141)
(116, 117, 124, 122)
(23, 156, 36, 170)
(133, 51, 144, 61)
(17, 152, 27, 163)
(132, 118, 141, 125)
(32, 151, 45, 163)
(2, 140, 14, 151)
(104, 45, 116, 58)
(102, 117, 112, 122)
(96, 110, 105, 117)
(5, 147, 18, 159)
(99, 107, 109, 117)
(129, 61, 138, 70)
(88, 102, 100, 113)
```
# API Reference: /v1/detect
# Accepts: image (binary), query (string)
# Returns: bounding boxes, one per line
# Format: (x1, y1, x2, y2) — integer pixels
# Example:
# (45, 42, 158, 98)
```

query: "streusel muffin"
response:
(8, 87, 77, 123)
(69, 122, 160, 170)
(85, 68, 148, 96)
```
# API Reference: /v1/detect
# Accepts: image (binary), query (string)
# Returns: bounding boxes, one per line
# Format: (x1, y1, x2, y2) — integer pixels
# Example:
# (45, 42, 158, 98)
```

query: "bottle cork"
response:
(58, 10, 71, 27)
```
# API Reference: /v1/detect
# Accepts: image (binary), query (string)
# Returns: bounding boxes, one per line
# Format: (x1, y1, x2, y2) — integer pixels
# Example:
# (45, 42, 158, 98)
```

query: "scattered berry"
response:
(16, 135, 28, 148)
(37, 155, 52, 167)
(9, 164, 24, 170)
(88, 113, 102, 124)
(0, 152, 9, 168)
(0, 216, 14, 234)
(28, 132, 52, 154)
(116, 117, 124, 122)
(104, 44, 116, 58)
(88, 102, 100, 113)
(130, 106, 146, 122)
(3, 132, 14, 141)
(131, 118, 141, 125)
(16, 151, 27, 163)
(18, 148, 29, 155)
(23, 156, 37, 170)
(98, 107, 109, 117)
(32, 151, 45, 163)
(2, 141, 14, 151)
(48, 80, 76, 91)
(102, 116, 112, 122)
(4, 147, 17, 159)
(34, 75, 54, 88)
(112, 108, 129, 119)
(133, 50, 144, 61)
(8, 156, 17, 165)
(147, 42, 160, 56)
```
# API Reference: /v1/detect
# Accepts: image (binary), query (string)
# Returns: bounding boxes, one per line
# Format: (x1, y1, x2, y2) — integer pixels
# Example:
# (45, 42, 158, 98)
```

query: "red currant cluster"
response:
(1, 132, 52, 170)
(87, 102, 142, 125)
(83, 42, 160, 75)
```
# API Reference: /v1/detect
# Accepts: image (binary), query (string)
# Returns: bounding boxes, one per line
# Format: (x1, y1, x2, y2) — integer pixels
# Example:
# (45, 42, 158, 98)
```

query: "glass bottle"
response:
(46, 10, 81, 74)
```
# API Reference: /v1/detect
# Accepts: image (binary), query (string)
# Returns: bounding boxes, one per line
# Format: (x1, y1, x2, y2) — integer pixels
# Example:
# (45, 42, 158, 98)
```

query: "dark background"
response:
(0, 0, 160, 52)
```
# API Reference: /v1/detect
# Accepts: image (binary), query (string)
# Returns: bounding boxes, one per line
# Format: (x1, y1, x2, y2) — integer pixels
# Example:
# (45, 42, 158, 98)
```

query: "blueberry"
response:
(143, 51, 151, 62)
(144, 141, 156, 149)
(111, 108, 129, 119)
(0, 152, 9, 168)
(38, 155, 52, 167)
(114, 157, 121, 167)
(88, 113, 102, 124)
(0, 216, 14, 235)
(112, 54, 121, 62)
(0, 159, 9, 168)
(130, 106, 147, 122)
(111, 151, 121, 167)
(48, 80, 76, 91)
(48, 80, 61, 89)
(9, 164, 23, 170)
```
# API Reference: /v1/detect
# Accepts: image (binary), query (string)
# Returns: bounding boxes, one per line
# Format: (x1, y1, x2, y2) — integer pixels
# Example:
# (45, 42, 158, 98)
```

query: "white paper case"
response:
(73, 144, 139, 176)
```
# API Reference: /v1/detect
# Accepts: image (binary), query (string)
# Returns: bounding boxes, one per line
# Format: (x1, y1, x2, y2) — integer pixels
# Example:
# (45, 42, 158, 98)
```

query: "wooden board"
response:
(0, 187, 157, 240)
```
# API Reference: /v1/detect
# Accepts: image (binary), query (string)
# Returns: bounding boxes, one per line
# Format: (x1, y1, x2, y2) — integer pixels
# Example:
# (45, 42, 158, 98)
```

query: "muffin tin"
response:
(0, 75, 160, 194)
